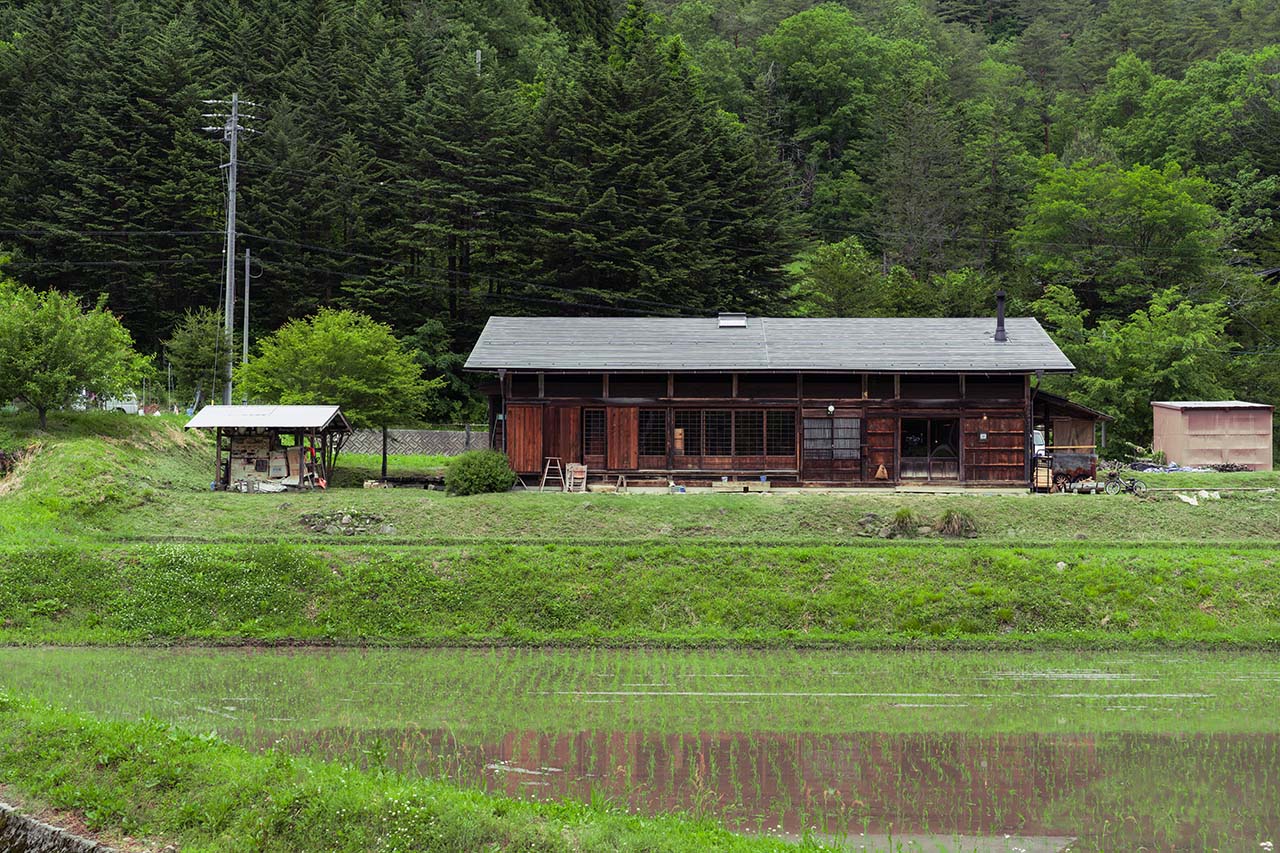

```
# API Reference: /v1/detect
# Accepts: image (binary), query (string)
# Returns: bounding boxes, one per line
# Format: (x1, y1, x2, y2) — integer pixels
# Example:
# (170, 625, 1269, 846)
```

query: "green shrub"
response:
(445, 450, 517, 496)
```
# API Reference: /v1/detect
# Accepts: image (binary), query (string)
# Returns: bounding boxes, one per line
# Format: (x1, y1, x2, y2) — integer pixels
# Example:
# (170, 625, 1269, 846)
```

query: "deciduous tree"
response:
(0, 276, 148, 429)
(233, 308, 439, 429)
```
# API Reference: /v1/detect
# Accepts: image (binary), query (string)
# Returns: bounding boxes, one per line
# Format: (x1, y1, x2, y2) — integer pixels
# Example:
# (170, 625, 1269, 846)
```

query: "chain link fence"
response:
(345, 426, 489, 457)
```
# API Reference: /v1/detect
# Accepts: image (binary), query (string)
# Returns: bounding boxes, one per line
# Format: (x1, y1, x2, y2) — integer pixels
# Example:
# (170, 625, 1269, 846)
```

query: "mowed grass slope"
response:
(3, 542, 1278, 647)
(2, 412, 1277, 546)
(1, 412, 1278, 648)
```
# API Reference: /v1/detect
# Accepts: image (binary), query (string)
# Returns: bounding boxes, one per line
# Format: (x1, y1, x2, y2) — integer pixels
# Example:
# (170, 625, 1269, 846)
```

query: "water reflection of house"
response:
(483, 729, 1102, 838)
(254, 725, 1278, 847)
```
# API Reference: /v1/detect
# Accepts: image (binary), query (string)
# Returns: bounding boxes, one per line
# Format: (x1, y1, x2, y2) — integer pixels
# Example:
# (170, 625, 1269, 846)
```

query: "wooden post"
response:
(381, 425, 389, 479)
(214, 427, 221, 489)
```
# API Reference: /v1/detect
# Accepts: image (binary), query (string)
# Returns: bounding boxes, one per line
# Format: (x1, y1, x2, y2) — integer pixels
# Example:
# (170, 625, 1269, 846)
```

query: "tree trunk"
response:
(38, 407, 48, 430)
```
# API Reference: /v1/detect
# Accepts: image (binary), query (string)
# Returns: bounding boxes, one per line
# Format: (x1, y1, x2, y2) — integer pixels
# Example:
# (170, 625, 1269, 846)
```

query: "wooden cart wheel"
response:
(1053, 475, 1070, 493)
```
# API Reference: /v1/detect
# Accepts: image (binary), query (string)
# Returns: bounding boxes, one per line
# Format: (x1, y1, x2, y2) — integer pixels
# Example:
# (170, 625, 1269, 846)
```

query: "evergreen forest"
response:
(1, 0, 1278, 440)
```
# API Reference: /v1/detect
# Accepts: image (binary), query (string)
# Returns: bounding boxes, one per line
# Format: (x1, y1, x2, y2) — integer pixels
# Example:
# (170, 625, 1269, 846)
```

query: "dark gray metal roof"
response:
(465, 316, 1074, 373)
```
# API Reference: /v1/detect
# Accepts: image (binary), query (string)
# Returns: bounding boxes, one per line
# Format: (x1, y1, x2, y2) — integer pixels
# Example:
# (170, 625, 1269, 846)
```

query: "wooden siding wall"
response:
(544, 406, 582, 465)
(506, 404, 544, 473)
(963, 415, 1025, 482)
(497, 370, 1042, 483)
(606, 407, 639, 469)
(864, 416, 897, 481)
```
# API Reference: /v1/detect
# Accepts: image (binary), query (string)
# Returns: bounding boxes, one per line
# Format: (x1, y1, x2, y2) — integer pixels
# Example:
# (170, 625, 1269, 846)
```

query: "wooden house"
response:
(186, 404, 353, 490)
(465, 298, 1089, 487)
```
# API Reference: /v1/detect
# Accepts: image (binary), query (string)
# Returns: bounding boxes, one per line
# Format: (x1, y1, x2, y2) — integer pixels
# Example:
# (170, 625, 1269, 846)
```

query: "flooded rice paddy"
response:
(1, 647, 1277, 851)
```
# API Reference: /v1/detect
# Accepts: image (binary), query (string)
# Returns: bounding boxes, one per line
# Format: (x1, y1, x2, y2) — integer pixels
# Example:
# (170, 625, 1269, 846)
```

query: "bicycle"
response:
(1103, 468, 1147, 497)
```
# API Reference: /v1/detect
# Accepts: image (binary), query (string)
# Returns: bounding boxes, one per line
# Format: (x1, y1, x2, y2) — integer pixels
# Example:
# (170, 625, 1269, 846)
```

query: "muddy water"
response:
(2, 648, 1277, 851)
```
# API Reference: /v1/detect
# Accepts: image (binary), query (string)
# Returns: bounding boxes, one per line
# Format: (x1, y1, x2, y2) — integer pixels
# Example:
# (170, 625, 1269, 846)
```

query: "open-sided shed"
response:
(1152, 401, 1273, 471)
(1033, 390, 1112, 482)
(186, 405, 353, 490)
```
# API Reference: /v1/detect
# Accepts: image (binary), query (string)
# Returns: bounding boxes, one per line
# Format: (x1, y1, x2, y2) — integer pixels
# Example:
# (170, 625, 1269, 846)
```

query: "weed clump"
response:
(936, 509, 978, 538)
(890, 507, 921, 537)
(445, 450, 518, 496)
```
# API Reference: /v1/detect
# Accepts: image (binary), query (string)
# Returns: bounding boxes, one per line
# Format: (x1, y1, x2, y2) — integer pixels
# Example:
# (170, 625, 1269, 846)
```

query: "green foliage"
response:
(403, 319, 486, 422)
(0, 0, 1278, 436)
(0, 277, 148, 429)
(445, 449, 518, 496)
(1035, 285, 1236, 446)
(891, 506, 921, 536)
(162, 307, 229, 408)
(5, 540, 1280, 647)
(1014, 159, 1222, 317)
(233, 309, 438, 429)
(792, 237, 1007, 317)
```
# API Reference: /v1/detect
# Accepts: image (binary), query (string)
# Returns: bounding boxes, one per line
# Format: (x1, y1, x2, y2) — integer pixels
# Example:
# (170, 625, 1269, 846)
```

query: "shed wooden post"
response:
(214, 427, 221, 488)
(381, 425, 389, 479)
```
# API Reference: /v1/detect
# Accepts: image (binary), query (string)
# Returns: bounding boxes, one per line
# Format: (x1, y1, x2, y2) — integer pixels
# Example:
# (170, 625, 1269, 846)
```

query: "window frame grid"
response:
(582, 408, 606, 457)
(638, 409, 668, 456)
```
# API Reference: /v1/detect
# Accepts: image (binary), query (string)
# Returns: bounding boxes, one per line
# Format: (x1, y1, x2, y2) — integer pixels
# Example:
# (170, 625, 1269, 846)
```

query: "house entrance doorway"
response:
(901, 418, 960, 480)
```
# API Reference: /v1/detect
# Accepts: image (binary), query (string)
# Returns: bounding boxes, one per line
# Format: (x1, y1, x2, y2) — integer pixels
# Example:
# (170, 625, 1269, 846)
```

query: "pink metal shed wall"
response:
(1152, 405, 1273, 470)
(1151, 406, 1187, 465)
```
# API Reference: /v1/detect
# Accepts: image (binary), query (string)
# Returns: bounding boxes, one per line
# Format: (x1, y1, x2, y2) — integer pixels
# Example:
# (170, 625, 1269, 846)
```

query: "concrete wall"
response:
(0, 802, 117, 853)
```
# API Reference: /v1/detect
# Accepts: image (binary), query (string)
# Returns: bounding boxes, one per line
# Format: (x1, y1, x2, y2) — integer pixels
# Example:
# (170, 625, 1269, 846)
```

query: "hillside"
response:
(1, 0, 1278, 444)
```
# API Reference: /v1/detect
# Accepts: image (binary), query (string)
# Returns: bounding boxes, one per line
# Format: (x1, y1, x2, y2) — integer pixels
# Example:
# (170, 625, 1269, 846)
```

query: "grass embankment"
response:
(0, 693, 825, 853)
(1, 411, 1278, 648)
(3, 411, 1277, 547)
(3, 542, 1278, 647)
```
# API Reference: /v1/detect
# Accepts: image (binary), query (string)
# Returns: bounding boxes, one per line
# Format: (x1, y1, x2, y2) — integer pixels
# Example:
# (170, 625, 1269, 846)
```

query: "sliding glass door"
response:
(900, 418, 960, 480)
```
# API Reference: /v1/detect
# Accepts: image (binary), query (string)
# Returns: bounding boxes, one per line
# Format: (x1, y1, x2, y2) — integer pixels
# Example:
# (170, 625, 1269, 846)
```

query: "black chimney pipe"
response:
(994, 289, 1007, 342)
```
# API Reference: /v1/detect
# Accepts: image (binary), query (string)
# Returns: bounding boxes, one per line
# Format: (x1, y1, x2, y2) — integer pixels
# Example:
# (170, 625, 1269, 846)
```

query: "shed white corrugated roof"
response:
(464, 316, 1074, 373)
(1152, 401, 1274, 411)
(185, 405, 351, 431)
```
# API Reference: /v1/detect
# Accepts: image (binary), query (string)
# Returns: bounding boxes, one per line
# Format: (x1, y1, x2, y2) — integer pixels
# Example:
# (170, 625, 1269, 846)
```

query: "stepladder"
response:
(540, 457, 565, 492)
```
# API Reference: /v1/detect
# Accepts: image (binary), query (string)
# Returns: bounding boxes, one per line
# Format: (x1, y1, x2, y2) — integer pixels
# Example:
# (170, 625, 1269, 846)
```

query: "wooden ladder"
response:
(540, 457, 565, 492)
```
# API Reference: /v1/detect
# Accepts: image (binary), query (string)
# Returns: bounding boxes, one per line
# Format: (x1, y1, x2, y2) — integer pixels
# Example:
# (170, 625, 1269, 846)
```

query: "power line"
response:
(235, 160, 798, 265)
(0, 228, 222, 237)
(235, 158, 1233, 259)
(238, 230, 713, 316)
(265, 258, 700, 317)
(1, 257, 223, 268)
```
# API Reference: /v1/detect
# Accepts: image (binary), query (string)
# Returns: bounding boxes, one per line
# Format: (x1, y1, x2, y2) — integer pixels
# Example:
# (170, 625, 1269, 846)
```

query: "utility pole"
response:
(203, 93, 258, 405)
(242, 246, 250, 404)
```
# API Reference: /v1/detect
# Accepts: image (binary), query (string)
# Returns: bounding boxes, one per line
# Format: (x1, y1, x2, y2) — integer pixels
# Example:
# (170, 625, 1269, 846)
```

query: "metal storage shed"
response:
(1151, 401, 1274, 471)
